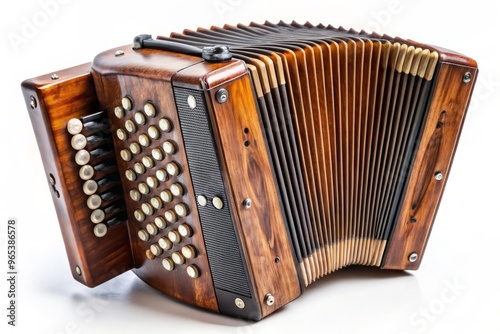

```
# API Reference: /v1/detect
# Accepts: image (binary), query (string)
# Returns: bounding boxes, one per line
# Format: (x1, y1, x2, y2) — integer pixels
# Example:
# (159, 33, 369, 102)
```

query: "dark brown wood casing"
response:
(21, 64, 134, 287)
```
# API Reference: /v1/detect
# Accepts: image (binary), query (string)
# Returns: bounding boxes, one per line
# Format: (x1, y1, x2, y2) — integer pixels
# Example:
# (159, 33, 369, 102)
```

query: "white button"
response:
(168, 230, 181, 244)
(154, 216, 167, 229)
(75, 150, 90, 165)
(93, 223, 107, 238)
(162, 140, 176, 154)
(172, 252, 185, 265)
(146, 176, 159, 188)
(197, 195, 207, 206)
(134, 112, 146, 125)
(160, 190, 173, 203)
(83, 180, 98, 195)
(148, 126, 160, 139)
(116, 128, 128, 140)
(175, 203, 189, 217)
(134, 162, 145, 174)
(71, 134, 87, 150)
(125, 169, 137, 181)
(150, 196, 163, 209)
(178, 223, 193, 237)
(151, 148, 164, 161)
(121, 96, 133, 110)
(87, 194, 102, 209)
(141, 203, 154, 216)
(125, 120, 136, 133)
(138, 182, 150, 194)
(166, 162, 180, 176)
(158, 237, 172, 250)
(134, 209, 145, 222)
(129, 142, 141, 155)
(181, 245, 197, 259)
(120, 149, 132, 161)
(150, 244, 163, 256)
(79, 165, 94, 180)
(138, 229, 150, 241)
(170, 183, 184, 197)
(186, 265, 200, 278)
(164, 210, 177, 223)
(129, 189, 141, 201)
(212, 197, 224, 209)
(114, 106, 125, 118)
(156, 168, 168, 181)
(138, 134, 150, 146)
(90, 209, 105, 224)
(162, 258, 174, 271)
(142, 156, 155, 168)
(144, 102, 156, 117)
(67, 118, 83, 134)
(146, 223, 158, 235)
(187, 95, 196, 109)
(158, 118, 171, 132)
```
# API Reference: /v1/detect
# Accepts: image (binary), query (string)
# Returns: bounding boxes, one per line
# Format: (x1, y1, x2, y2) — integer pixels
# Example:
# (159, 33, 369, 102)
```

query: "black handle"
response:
(133, 34, 232, 62)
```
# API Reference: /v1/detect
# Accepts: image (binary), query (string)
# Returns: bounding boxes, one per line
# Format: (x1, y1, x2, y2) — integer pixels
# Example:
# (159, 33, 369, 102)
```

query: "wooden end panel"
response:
(382, 62, 478, 270)
(21, 64, 134, 287)
(208, 73, 302, 318)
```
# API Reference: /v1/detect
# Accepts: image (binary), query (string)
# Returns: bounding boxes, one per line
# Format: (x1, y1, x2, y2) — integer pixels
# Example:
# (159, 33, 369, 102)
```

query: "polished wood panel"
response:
(21, 64, 134, 287)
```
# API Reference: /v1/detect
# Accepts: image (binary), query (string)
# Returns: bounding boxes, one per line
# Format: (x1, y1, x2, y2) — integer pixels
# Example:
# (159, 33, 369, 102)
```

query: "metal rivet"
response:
(243, 198, 252, 209)
(30, 95, 37, 109)
(115, 50, 125, 57)
(434, 171, 443, 181)
(51, 73, 59, 80)
(216, 88, 229, 103)
(463, 72, 472, 83)
(187, 95, 197, 109)
(75, 266, 82, 275)
(235, 298, 245, 309)
(409, 253, 418, 262)
(265, 293, 275, 306)
(49, 174, 56, 186)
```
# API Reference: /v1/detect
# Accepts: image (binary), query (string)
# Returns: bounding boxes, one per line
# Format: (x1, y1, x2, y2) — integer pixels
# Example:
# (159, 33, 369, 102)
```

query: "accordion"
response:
(21, 21, 477, 320)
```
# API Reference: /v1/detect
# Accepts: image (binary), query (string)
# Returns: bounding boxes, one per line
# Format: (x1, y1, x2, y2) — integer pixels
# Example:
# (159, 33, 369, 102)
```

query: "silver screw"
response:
(115, 50, 125, 57)
(234, 298, 245, 309)
(463, 72, 472, 83)
(265, 293, 275, 306)
(243, 198, 252, 209)
(409, 253, 418, 263)
(51, 73, 59, 80)
(216, 88, 229, 103)
(75, 266, 82, 275)
(434, 171, 443, 181)
(29, 95, 37, 109)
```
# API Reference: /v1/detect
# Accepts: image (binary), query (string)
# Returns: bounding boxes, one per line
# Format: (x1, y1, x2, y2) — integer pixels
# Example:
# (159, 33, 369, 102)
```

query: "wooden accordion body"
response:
(21, 22, 477, 320)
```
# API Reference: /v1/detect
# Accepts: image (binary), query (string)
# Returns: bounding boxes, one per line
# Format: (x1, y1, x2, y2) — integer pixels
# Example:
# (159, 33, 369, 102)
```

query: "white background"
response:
(1, 0, 499, 333)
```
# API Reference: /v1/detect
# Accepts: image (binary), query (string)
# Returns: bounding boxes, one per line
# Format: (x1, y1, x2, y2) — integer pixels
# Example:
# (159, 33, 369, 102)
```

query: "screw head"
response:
(51, 73, 59, 80)
(463, 72, 472, 83)
(29, 95, 37, 109)
(216, 88, 229, 103)
(115, 50, 125, 57)
(234, 298, 245, 309)
(243, 198, 252, 209)
(75, 266, 82, 275)
(409, 253, 419, 263)
(265, 293, 275, 306)
(434, 171, 443, 181)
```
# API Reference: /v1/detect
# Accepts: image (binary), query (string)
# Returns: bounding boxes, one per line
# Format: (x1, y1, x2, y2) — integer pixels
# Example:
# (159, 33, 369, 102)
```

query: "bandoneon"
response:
(21, 21, 477, 320)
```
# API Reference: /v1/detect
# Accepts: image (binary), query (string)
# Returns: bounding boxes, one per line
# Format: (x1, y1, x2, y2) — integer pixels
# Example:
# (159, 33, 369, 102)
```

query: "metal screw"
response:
(463, 72, 472, 83)
(75, 266, 82, 275)
(115, 50, 125, 57)
(30, 95, 37, 109)
(51, 73, 59, 80)
(216, 88, 229, 103)
(434, 171, 443, 181)
(408, 253, 418, 263)
(410, 216, 417, 224)
(243, 198, 252, 209)
(234, 298, 245, 309)
(264, 293, 275, 306)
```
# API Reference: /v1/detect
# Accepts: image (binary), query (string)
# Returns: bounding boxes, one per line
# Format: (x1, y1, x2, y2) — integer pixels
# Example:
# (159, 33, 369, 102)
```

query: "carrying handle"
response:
(133, 34, 232, 62)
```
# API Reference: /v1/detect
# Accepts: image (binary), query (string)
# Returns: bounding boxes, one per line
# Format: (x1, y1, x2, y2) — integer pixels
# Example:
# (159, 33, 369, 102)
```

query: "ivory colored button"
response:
(87, 194, 102, 209)
(139, 134, 151, 147)
(156, 168, 168, 182)
(130, 189, 141, 201)
(162, 140, 176, 154)
(162, 258, 174, 271)
(71, 134, 87, 150)
(170, 183, 184, 197)
(83, 180, 98, 195)
(138, 229, 150, 241)
(159, 118, 171, 132)
(129, 142, 141, 155)
(114, 106, 125, 118)
(125, 169, 137, 181)
(158, 237, 172, 250)
(134, 111, 146, 125)
(212, 197, 224, 209)
(150, 196, 163, 210)
(116, 128, 128, 141)
(154, 216, 167, 229)
(164, 210, 177, 223)
(124, 120, 136, 133)
(148, 125, 160, 139)
(160, 190, 173, 203)
(141, 203, 154, 216)
(172, 251, 185, 265)
(134, 209, 145, 222)
(67, 118, 83, 134)
(75, 150, 90, 165)
(134, 162, 146, 174)
(178, 223, 193, 237)
(175, 203, 189, 217)
(150, 244, 163, 256)
(144, 102, 156, 117)
(121, 96, 133, 111)
(168, 230, 181, 244)
(90, 209, 105, 224)
(166, 162, 180, 176)
(146, 223, 159, 236)
(186, 265, 200, 278)
(181, 245, 197, 259)
(79, 165, 94, 180)
(93, 223, 107, 238)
